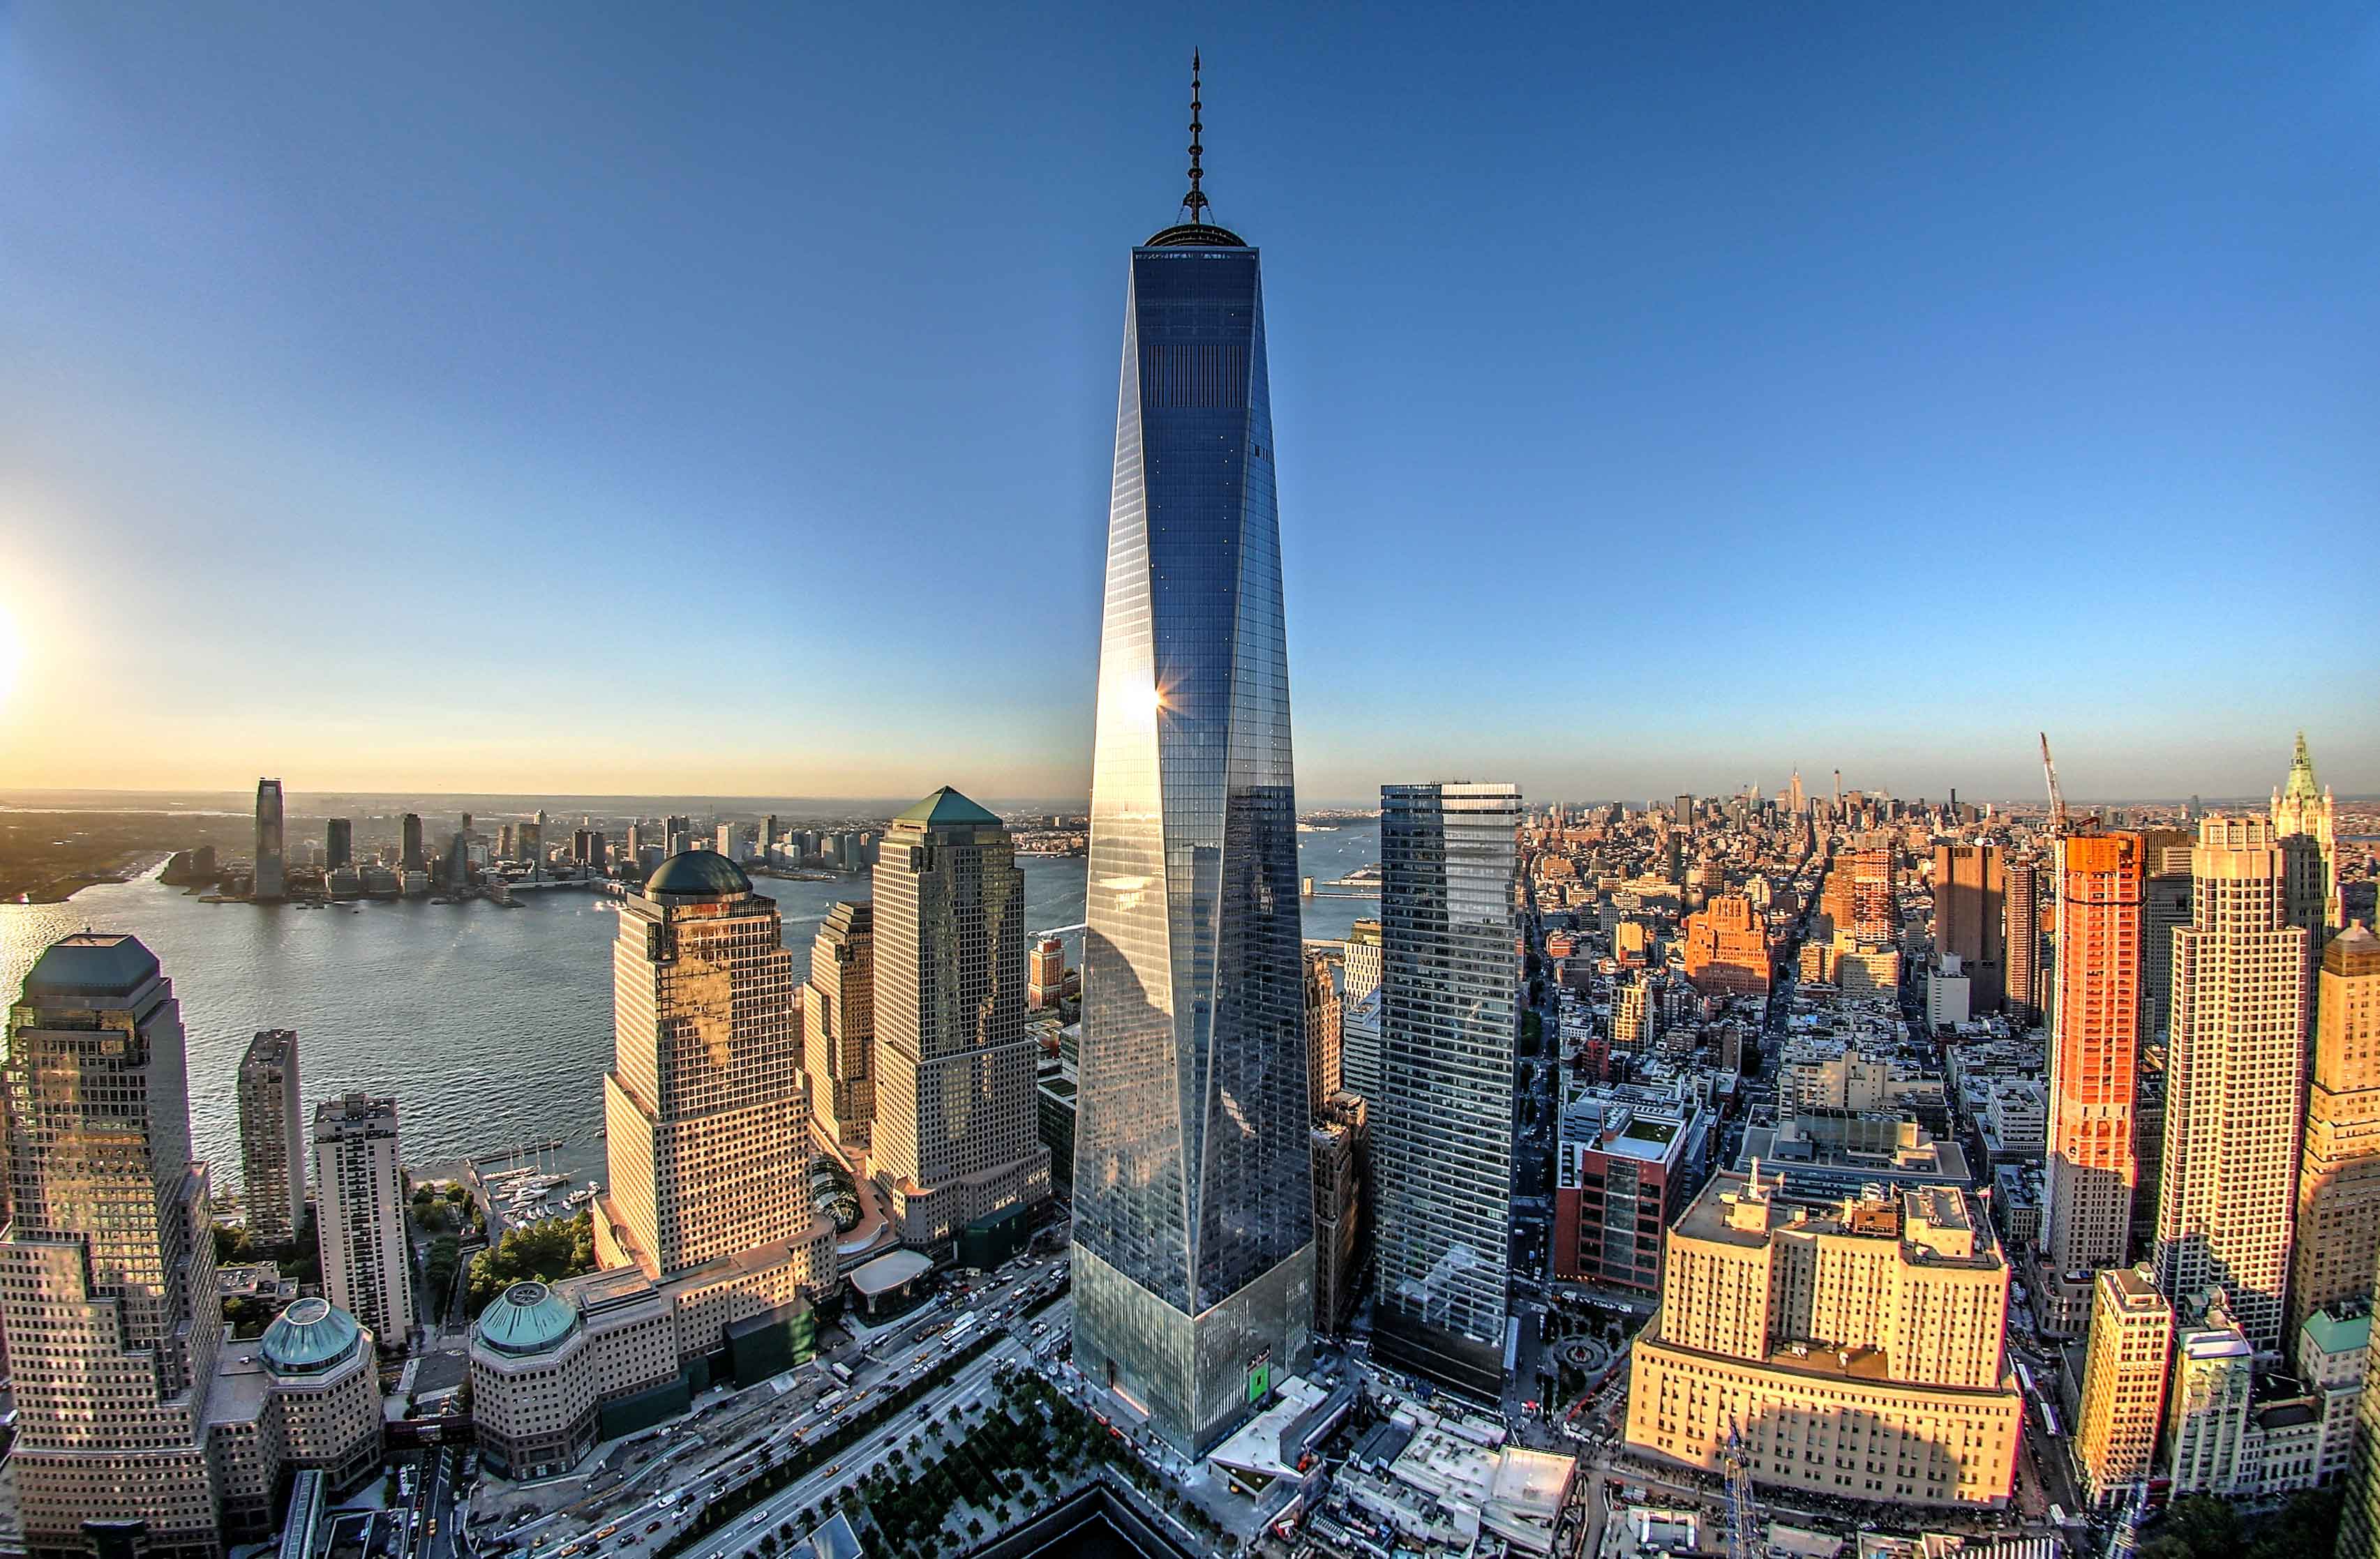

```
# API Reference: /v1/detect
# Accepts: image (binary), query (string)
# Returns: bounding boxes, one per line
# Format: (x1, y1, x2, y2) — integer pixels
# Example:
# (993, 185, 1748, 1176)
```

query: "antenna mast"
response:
(1181, 50, 1210, 224)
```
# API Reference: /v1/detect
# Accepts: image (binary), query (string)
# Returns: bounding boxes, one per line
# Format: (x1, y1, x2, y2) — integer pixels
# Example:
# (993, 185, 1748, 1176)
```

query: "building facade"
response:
(1622, 1172, 2022, 1507)
(870, 788, 1050, 1251)
(1932, 845, 2006, 1013)
(1680, 893, 1772, 997)
(2041, 830, 2144, 1338)
(1070, 114, 1316, 1455)
(1552, 1082, 1705, 1299)
(1306, 952, 1343, 1115)
(800, 900, 877, 1152)
(253, 776, 286, 900)
(237, 1027, 305, 1245)
(1372, 781, 1521, 1399)
(2154, 815, 2317, 1353)
(2074, 1264, 2171, 1507)
(2294, 924, 2380, 1332)
(1312, 1092, 1368, 1337)
(313, 1093, 414, 1346)
(2003, 861, 2041, 1018)
(2270, 731, 2340, 932)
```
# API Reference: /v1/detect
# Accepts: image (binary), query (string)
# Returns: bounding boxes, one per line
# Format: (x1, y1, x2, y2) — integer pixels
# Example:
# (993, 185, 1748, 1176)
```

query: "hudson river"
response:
(0, 822, 1379, 1200)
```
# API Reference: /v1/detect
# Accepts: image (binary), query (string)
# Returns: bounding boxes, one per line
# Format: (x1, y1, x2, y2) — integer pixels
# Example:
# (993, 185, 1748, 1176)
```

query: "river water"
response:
(0, 822, 1379, 1199)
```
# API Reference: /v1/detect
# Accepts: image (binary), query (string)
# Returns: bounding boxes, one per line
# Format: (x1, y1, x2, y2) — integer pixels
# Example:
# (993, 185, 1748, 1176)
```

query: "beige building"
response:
(467, 1271, 679, 1479)
(2162, 1300, 2255, 1496)
(2153, 816, 2320, 1352)
(314, 1093, 414, 1346)
(2074, 1265, 2171, 1507)
(1622, 1170, 2021, 1508)
(2293, 924, 2380, 1333)
(870, 789, 1050, 1251)
(1306, 951, 1343, 1113)
(237, 1027, 304, 1245)
(801, 900, 877, 1151)
(2270, 730, 2340, 931)
(592, 850, 836, 1352)
(2337, 1258, 2380, 1556)
(2, 935, 383, 1559)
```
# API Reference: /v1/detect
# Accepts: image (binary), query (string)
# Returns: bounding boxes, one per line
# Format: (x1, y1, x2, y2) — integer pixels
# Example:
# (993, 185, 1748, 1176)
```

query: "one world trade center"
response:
(1071, 58, 1315, 1454)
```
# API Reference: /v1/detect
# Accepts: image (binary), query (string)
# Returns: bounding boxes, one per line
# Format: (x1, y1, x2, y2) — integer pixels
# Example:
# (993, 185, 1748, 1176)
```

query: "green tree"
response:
(2143, 1496, 2243, 1559)
(463, 1210, 597, 1316)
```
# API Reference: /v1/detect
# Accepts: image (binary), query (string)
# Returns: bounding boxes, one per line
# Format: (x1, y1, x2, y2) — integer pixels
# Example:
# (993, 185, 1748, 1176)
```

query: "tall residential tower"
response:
(1072, 61, 1315, 1454)
(237, 1027, 305, 1244)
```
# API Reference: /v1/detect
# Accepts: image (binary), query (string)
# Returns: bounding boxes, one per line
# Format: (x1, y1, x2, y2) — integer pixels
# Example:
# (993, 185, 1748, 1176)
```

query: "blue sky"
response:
(2, 2, 2374, 804)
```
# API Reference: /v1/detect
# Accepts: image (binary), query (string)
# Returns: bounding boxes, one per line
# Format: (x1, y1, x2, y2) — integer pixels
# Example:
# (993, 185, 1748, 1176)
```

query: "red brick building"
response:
(1682, 894, 1774, 997)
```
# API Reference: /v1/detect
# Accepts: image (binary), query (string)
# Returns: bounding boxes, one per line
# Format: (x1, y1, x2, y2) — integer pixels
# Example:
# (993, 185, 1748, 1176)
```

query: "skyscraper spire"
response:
(1182, 50, 1209, 223)
(2285, 729, 2321, 804)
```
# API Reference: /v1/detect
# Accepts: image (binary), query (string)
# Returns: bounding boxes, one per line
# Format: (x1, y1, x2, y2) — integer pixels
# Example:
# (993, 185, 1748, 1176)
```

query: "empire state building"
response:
(1070, 58, 1316, 1455)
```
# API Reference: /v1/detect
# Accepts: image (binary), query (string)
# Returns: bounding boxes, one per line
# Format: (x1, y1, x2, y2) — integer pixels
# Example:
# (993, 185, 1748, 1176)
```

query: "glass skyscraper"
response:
(1373, 782, 1522, 1400)
(1072, 72, 1315, 1456)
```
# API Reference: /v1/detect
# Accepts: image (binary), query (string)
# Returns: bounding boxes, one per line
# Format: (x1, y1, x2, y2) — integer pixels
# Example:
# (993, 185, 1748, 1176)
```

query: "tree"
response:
(2141, 1496, 2242, 1559)
(964, 1518, 984, 1542)
(464, 1210, 598, 1316)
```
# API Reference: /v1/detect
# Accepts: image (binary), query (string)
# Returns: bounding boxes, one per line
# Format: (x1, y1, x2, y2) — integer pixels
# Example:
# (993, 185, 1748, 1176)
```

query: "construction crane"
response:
(2039, 731, 2069, 838)
(1721, 1421, 1765, 1559)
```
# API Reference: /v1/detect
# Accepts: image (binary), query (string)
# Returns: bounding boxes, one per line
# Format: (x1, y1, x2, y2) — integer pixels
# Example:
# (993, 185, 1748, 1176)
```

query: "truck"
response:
(947, 1311, 978, 1345)
(828, 1361, 855, 1386)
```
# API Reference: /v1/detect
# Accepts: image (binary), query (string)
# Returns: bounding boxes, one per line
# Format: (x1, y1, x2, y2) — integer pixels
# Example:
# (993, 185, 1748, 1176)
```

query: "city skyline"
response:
(5, 5, 2375, 801)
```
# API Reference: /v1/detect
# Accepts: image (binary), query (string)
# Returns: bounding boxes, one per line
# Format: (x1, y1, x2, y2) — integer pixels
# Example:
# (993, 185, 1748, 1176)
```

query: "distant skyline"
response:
(3, 5, 2374, 801)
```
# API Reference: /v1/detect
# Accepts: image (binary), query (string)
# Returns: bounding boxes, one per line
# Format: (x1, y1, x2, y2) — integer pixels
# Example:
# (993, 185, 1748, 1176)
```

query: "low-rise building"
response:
(1553, 1080, 1708, 1297)
(207, 1300, 384, 1539)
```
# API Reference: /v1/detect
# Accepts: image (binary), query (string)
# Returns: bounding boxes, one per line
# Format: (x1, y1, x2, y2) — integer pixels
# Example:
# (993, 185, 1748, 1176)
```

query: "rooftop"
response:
(644, 849, 752, 898)
(847, 1248, 934, 1297)
(260, 1297, 365, 1375)
(476, 1280, 581, 1357)
(891, 785, 1003, 831)
(22, 932, 160, 1000)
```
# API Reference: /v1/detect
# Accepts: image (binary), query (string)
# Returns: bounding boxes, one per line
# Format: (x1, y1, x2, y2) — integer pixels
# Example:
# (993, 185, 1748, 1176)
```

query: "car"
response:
(644, 1523, 662, 1535)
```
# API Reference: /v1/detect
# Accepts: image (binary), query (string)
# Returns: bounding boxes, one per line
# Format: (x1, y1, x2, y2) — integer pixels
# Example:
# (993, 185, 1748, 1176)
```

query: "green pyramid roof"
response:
(893, 787, 1002, 829)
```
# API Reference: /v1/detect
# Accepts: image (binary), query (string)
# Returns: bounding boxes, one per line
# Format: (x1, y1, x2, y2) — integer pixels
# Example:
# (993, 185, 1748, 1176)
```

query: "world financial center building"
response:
(1072, 90, 1316, 1456)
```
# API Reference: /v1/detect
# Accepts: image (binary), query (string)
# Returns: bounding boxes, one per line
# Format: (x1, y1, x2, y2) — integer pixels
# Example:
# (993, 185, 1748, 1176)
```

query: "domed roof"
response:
(644, 849, 751, 898)
(260, 1297, 364, 1375)
(476, 1280, 580, 1357)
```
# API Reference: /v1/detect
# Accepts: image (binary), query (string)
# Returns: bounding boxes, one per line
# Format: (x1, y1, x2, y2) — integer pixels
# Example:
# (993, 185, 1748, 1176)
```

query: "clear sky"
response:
(2, 3, 2374, 806)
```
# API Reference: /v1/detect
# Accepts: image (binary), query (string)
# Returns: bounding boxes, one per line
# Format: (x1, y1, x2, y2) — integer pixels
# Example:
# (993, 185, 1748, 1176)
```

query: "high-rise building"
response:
(1311, 1092, 1367, 1337)
(761, 813, 779, 862)
(2291, 921, 2380, 1332)
(2163, 1299, 2255, 1496)
(253, 776, 287, 900)
(401, 811, 425, 872)
(518, 818, 544, 866)
(1027, 936, 1068, 1011)
(2136, 829, 2194, 1043)
(1372, 781, 1520, 1399)
(871, 788, 1049, 1251)
(2004, 860, 2042, 1018)
(238, 1027, 305, 1245)
(1679, 892, 1772, 997)
(1305, 951, 1343, 1115)
(314, 1092, 415, 1345)
(1850, 845, 1898, 944)
(801, 901, 877, 1152)
(1342, 919, 1384, 1004)
(3, 933, 225, 1553)
(2154, 816, 2318, 1353)
(2339, 1247, 2380, 1556)
(2040, 830, 2145, 1338)
(1070, 69, 1316, 1456)
(2074, 1264, 2173, 1507)
(446, 829, 471, 889)
(1622, 1172, 2021, 1507)
(597, 851, 815, 1279)
(1933, 845, 2007, 1012)
(325, 817, 353, 871)
(2271, 730, 2340, 932)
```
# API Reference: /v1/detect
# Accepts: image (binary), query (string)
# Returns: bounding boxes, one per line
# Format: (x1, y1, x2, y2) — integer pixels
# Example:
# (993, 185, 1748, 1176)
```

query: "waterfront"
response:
(0, 820, 1378, 1199)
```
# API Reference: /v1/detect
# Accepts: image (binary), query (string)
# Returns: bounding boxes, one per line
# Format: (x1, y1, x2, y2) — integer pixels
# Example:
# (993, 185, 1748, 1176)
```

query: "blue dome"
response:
(260, 1297, 364, 1375)
(477, 1280, 580, 1357)
(644, 850, 751, 898)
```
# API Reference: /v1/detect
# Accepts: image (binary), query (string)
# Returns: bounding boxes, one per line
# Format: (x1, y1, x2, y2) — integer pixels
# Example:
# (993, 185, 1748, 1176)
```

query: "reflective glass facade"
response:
(1372, 782, 1521, 1400)
(1073, 236, 1314, 1454)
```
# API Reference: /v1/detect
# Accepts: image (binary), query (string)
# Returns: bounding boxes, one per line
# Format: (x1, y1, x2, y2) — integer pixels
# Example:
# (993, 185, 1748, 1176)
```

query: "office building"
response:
(2271, 730, 2340, 931)
(596, 851, 825, 1286)
(2292, 922, 2380, 1332)
(2040, 830, 2145, 1338)
(2155, 816, 2318, 1353)
(2003, 861, 2041, 1017)
(1342, 919, 1384, 1004)
(1071, 76, 1317, 1455)
(1312, 1092, 1368, 1336)
(1306, 951, 1343, 1114)
(870, 788, 1050, 1251)
(1622, 1172, 2022, 1507)
(1850, 846, 1897, 943)
(2337, 1265, 2380, 1556)
(1679, 892, 1772, 997)
(314, 1092, 415, 1345)
(1372, 781, 1521, 1399)
(253, 776, 286, 900)
(2136, 829, 2194, 1043)
(518, 818, 544, 866)
(401, 811, 425, 873)
(237, 1028, 305, 1245)
(2074, 1265, 2172, 1507)
(1553, 1080, 1707, 1299)
(3, 937, 382, 1556)
(1028, 935, 1068, 1011)
(800, 901, 876, 1152)
(325, 818, 352, 871)
(1932, 845, 2006, 1012)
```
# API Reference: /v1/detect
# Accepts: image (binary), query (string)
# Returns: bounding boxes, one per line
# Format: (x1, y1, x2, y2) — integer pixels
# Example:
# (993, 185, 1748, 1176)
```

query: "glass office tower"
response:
(1373, 782, 1522, 1399)
(1072, 133, 1315, 1454)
